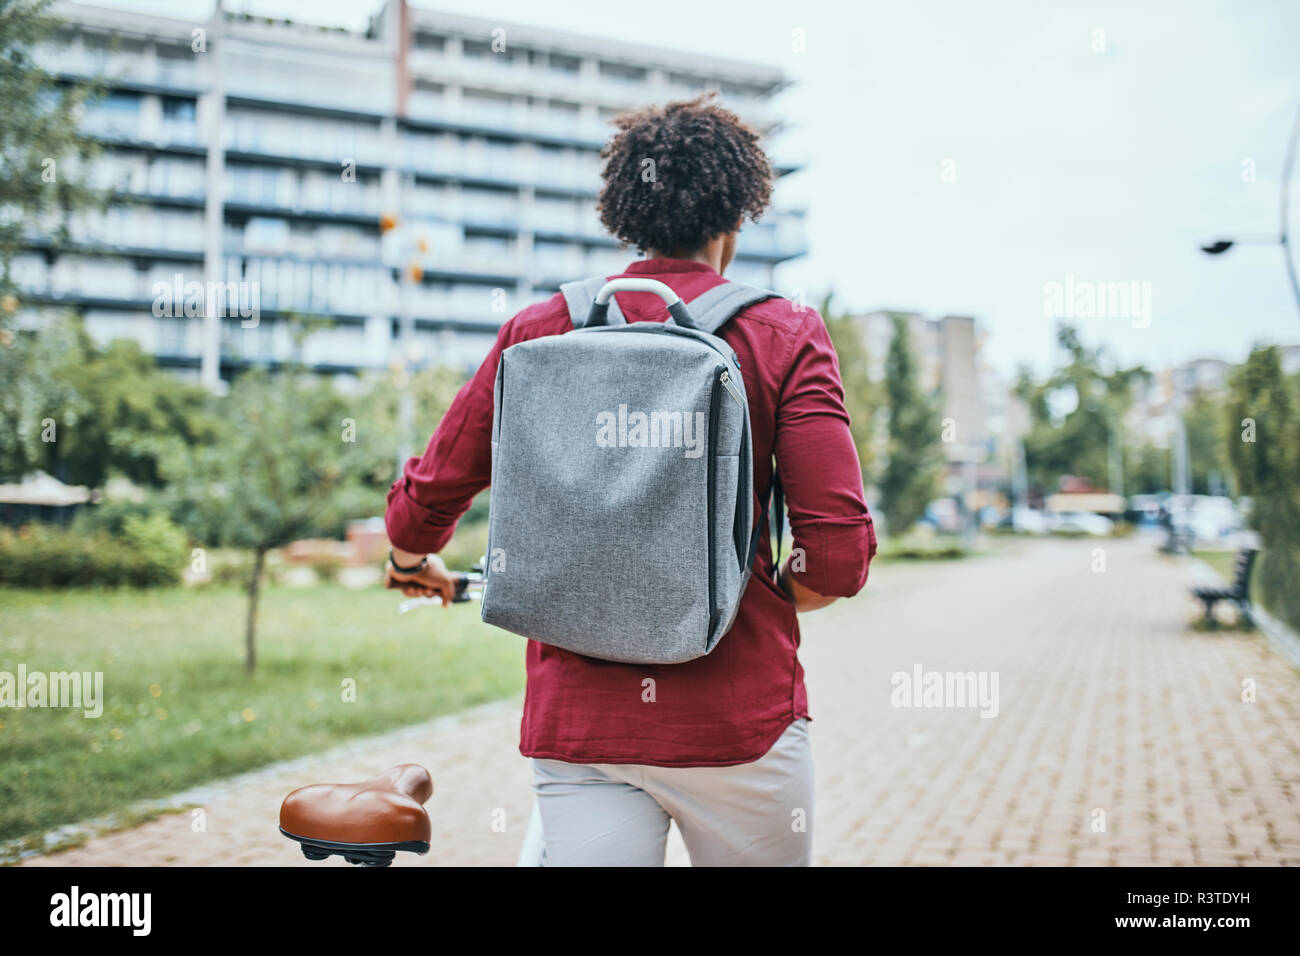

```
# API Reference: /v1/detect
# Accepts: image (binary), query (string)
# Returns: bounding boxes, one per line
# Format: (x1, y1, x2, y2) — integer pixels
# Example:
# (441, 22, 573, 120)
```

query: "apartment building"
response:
(851, 309, 1017, 506)
(855, 311, 986, 449)
(17, 0, 806, 383)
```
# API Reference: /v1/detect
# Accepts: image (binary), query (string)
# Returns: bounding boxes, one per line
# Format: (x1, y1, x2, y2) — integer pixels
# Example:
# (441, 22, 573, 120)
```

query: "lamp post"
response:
(1163, 367, 1193, 554)
(200, 0, 225, 391)
(1200, 99, 1300, 318)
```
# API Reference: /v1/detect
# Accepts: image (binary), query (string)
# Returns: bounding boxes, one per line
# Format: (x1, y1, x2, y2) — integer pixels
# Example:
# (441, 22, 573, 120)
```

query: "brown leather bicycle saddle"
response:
(280, 764, 433, 866)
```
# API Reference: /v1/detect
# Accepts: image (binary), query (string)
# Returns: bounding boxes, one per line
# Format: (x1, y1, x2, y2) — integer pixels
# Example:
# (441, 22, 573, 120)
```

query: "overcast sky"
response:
(93, 0, 1300, 376)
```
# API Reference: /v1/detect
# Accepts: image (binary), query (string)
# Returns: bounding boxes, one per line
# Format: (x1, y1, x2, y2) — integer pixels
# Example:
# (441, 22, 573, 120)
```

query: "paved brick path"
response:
(23, 536, 1300, 866)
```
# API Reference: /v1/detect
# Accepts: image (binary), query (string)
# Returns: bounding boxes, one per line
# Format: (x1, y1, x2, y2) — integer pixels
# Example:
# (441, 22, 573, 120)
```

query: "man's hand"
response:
(384, 550, 458, 607)
(778, 560, 838, 613)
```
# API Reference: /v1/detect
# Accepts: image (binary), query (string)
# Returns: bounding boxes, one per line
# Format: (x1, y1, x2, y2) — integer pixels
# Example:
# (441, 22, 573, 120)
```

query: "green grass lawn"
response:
(0, 583, 524, 847)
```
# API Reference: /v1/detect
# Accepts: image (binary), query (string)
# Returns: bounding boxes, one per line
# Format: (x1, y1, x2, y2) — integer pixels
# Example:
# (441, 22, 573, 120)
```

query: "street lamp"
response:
(1200, 99, 1300, 319)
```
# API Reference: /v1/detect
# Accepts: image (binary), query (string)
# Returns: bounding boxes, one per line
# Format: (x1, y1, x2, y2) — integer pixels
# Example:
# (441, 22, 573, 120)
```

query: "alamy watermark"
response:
(152, 273, 260, 328)
(890, 663, 999, 718)
(0, 665, 103, 718)
(1042, 273, 1151, 328)
(595, 405, 706, 459)
(50, 886, 150, 936)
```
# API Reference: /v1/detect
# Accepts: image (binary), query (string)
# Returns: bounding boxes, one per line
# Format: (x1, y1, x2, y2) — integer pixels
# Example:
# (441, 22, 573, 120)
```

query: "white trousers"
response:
(518, 718, 813, 866)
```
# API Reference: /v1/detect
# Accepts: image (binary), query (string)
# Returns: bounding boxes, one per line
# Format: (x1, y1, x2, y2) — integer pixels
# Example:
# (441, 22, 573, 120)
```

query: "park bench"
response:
(1192, 548, 1258, 626)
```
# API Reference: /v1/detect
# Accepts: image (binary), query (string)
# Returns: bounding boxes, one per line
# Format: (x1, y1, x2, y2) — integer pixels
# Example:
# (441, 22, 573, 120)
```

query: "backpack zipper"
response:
(577, 320, 739, 366)
(719, 369, 743, 407)
(706, 367, 724, 639)
(719, 369, 747, 564)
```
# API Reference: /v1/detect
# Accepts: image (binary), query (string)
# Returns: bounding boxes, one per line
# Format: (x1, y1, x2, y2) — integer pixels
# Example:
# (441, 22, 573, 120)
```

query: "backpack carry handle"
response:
(586, 278, 698, 329)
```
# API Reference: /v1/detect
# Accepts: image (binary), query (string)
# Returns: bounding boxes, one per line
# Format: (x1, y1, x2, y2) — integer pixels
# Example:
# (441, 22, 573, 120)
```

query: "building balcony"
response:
(83, 113, 206, 152)
(224, 119, 387, 168)
(734, 216, 807, 262)
(404, 90, 606, 148)
(405, 53, 778, 130)
(222, 189, 384, 225)
(39, 46, 204, 93)
(526, 208, 606, 241)
(223, 69, 390, 119)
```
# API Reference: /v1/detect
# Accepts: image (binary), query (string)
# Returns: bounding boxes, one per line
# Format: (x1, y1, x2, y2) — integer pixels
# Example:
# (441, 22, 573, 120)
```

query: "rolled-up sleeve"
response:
(774, 310, 876, 597)
(384, 320, 513, 554)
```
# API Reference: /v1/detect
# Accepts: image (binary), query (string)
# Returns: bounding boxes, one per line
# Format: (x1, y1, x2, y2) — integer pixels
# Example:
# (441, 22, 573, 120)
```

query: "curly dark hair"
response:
(597, 94, 774, 255)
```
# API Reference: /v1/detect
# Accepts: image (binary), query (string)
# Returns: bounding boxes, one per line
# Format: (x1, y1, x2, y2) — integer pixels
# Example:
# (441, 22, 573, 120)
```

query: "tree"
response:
(1183, 390, 1233, 496)
(1225, 346, 1300, 631)
(0, 311, 82, 481)
(1, 0, 107, 481)
(1124, 442, 1170, 496)
(0, 0, 102, 290)
(165, 371, 378, 672)
(819, 293, 877, 485)
(0, 315, 214, 484)
(357, 361, 473, 478)
(1014, 326, 1150, 493)
(878, 314, 942, 536)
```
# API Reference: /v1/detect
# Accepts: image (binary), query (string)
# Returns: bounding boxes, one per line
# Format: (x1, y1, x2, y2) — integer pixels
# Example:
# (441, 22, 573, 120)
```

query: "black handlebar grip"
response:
(452, 574, 472, 603)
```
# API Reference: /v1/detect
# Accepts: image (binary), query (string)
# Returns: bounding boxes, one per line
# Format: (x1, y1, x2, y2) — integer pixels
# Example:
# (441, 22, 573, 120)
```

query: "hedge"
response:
(0, 513, 188, 588)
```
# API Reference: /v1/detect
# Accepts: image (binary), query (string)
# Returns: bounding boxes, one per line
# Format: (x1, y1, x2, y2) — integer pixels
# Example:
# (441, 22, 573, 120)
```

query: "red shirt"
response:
(386, 258, 876, 767)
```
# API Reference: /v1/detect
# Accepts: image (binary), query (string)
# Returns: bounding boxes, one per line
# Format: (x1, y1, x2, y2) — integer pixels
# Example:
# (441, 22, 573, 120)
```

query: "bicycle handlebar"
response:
(396, 570, 484, 613)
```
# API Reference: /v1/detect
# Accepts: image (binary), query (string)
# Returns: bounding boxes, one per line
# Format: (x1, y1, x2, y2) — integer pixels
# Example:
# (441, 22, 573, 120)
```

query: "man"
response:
(385, 94, 876, 866)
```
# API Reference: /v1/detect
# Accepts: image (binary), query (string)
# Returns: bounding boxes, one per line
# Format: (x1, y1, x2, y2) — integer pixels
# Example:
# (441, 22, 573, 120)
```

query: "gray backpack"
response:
(480, 276, 779, 665)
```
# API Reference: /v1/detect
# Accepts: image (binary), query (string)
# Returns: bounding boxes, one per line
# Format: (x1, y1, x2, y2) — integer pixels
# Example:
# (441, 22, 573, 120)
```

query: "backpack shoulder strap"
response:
(689, 279, 785, 580)
(687, 281, 779, 334)
(559, 275, 625, 329)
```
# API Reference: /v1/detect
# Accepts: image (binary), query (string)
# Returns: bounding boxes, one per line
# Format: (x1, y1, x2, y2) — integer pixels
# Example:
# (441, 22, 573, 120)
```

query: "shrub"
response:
(192, 549, 286, 589)
(877, 538, 969, 561)
(118, 513, 189, 586)
(0, 526, 94, 587)
(72, 496, 161, 536)
(439, 520, 490, 572)
(1226, 347, 1300, 632)
(207, 554, 252, 587)
(0, 514, 188, 588)
(307, 552, 344, 583)
(1256, 547, 1300, 634)
(887, 545, 968, 560)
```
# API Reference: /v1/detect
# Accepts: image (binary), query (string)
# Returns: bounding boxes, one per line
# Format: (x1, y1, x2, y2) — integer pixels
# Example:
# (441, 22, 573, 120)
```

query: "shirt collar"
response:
(623, 258, 720, 276)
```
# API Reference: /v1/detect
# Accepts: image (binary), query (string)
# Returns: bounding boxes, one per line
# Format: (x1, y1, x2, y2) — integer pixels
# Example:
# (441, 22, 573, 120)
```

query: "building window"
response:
(548, 52, 580, 74)
(667, 71, 709, 92)
(157, 316, 189, 357)
(98, 91, 141, 115)
(464, 89, 516, 124)
(463, 39, 496, 58)
(162, 97, 195, 123)
(719, 81, 758, 100)
(413, 31, 445, 51)
(599, 62, 647, 84)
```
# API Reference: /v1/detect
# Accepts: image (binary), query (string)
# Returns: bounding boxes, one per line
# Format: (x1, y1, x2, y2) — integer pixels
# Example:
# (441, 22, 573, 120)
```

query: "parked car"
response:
(1165, 495, 1243, 544)
(1126, 494, 1165, 528)
(1190, 496, 1243, 542)
(1010, 506, 1047, 534)
(920, 498, 963, 534)
(1046, 511, 1114, 536)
